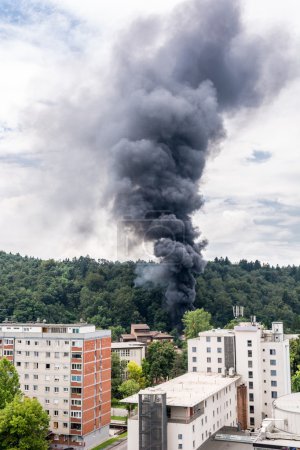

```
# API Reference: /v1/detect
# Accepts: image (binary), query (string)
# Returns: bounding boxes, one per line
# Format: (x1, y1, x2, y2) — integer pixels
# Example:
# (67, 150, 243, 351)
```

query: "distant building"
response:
(122, 372, 240, 450)
(0, 322, 111, 450)
(111, 341, 146, 375)
(188, 321, 291, 429)
(120, 324, 173, 346)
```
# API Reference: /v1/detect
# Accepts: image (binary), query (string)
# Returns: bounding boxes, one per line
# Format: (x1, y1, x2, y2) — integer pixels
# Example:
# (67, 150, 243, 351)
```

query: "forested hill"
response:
(0, 251, 300, 333)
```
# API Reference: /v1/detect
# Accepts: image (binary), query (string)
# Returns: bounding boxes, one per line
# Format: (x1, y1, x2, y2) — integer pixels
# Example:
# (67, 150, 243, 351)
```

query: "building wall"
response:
(188, 323, 291, 430)
(0, 327, 111, 449)
(127, 380, 238, 450)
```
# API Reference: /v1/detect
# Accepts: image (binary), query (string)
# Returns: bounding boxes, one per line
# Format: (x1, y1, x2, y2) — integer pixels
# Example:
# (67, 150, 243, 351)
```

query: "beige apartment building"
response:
(0, 322, 111, 450)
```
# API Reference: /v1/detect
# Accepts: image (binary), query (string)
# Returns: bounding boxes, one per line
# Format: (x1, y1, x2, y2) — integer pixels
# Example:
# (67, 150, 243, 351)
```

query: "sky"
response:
(0, 0, 300, 266)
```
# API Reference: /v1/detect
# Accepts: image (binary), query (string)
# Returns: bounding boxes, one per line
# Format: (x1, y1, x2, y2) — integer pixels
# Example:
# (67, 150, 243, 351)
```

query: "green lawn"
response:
(111, 415, 127, 421)
(92, 432, 127, 450)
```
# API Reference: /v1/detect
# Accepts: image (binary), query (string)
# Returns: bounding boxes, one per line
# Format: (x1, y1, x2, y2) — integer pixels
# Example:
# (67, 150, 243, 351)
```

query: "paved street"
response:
(106, 438, 127, 450)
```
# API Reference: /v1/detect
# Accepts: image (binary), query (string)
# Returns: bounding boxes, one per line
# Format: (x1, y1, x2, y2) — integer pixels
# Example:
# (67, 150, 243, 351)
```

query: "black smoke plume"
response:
(106, 0, 293, 325)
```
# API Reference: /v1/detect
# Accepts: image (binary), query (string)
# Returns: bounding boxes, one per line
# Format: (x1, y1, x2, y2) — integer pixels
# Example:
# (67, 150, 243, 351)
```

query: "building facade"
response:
(123, 372, 240, 450)
(120, 323, 173, 346)
(0, 322, 111, 450)
(188, 322, 291, 429)
(111, 342, 146, 375)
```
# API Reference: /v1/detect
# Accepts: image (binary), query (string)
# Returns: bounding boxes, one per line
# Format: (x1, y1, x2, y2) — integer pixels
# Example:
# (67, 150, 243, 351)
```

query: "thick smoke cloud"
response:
(105, 0, 294, 325)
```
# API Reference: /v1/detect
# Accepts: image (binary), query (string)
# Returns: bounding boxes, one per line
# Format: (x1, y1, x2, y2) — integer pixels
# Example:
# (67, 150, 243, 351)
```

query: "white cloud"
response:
(0, 0, 300, 264)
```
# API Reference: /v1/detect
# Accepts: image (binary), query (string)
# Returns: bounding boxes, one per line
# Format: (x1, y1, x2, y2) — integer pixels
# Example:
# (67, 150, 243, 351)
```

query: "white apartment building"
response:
(111, 341, 145, 368)
(0, 322, 111, 450)
(123, 372, 240, 450)
(188, 321, 291, 429)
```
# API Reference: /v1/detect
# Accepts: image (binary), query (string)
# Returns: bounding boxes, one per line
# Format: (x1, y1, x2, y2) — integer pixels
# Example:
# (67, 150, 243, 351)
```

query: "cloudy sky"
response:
(0, 0, 300, 266)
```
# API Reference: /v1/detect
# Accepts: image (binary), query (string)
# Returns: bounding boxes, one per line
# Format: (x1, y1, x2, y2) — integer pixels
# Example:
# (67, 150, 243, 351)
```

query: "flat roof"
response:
(273, 392, 300, 414)
(0, 322, 90, 327)
(121, 372, 240, 408)
(112, 342, 145, 348)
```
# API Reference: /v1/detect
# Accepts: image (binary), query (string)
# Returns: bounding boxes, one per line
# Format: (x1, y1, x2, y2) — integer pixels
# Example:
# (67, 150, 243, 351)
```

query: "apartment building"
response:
(123, 372, 240, 450)
(120, 323, 173, 346)
(112, 341, 145, 368)
(0, 322, 111, 450)
(188, 321, 291, 429)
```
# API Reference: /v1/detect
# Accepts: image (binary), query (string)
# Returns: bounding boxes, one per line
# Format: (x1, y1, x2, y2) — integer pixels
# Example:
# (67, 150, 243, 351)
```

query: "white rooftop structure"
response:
(122, 371, 240, 408)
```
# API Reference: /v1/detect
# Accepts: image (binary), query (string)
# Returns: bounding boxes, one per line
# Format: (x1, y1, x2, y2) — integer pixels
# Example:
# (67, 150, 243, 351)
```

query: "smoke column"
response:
(106, 0, 292, 325)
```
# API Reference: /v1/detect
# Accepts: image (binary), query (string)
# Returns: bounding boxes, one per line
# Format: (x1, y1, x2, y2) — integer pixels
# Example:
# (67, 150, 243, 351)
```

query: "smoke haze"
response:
(105, 0, 293, 324)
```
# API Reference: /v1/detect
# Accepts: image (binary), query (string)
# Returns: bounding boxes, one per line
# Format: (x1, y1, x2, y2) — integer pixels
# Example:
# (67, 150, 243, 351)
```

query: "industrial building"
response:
(0, 322, 111, 450)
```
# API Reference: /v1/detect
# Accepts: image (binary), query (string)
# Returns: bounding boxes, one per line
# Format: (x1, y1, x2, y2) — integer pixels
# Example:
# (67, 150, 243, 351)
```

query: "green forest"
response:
(1, 251, 300, 333)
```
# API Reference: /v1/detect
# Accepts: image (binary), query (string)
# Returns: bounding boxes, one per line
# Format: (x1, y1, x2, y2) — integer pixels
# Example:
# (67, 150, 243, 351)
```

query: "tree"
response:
(127, 361, 146, 388)
(170, 349, 187, 379)
(292, 367, 300, 392)
(111, 352, 126, 399)
(0, 359, 20, 409)
(0, 396, 49, 450)
(143, 341, 176, 385)
(118, 380, 140, 398)
(182, 309, 212, 339)
(109, 325, 126, 342)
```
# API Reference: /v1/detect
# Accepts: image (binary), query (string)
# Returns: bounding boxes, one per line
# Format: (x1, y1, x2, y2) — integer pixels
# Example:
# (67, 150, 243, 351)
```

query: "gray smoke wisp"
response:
(105, 0, 293, 325)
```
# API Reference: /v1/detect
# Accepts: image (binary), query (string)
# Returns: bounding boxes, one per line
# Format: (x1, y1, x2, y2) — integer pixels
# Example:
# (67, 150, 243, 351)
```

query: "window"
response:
(207, 357, 211, 363)
(26, 340, 30, 346)
(54, 376, 60, 382)
(248, 361, 253, 368)
(33, 363, 38, 369)
(247, 340, 252, 347)
(54, 410, 59, 416)
(72, 328, 80, 334)
(53, 422, 58, 429)
(45, 387, 50, 392)
(63, 352, 69, 357)
(206, 337, 211, 342)
(192, 357, 197, 363)
(249, 393, 254, 402)
(24, 385, 29, 391)
(207, 367, 211, 373)
(34, 341, 38, 346)
(72, 363, 82, 370)
(72, 375, 82, 382)
(3, 350, 13, 356)
(249, 405, 254, 414)
(63, 375, 68, 381)
(33, 374, 38, 380)
(24, 374, 29, 379)
(218, 368, 222, 373)
(64, 387, 69, 392)
(271, 391, 278, 399)
(271, 380, 277, 387)
(54, 387, 59, 393)
(16, 362, 21, 367)
(271, 370, 277, 376)
(70, 423, 81, 430)
(34, 351, 39, 357)
(178, 445, 182, 450)
(218, 358, 222, 363)
(248, 350, 252, 357)
(45, 399, 50, 404)
(72, 340, 82, 347)
(71, 399, 82, 406)
(217, 348, 222, 353)
(33, 385, 38, 391)
(17, 351, 21, 355)
(71, 387, 82, 395)
(63, 423, 68, 428)
(72, 353, 82, 359)
(71, 411, 82, 418)
(207, 347, 211, 353)
(46, 364, 50, 369)
(55, 352, 59, 358)
(65, 341, 69, 345)
(46, 340, 51, 346)
(248, 371, 253, 379)
(25, 351, 30, 356)
(250, 417, 255, 426)
(270, 360, 276, 366)
(24, 362, 29, 368)
(270, 349, 276, 355)
(64, 399, 68, 404)
(249, 382, 253, 389)
(46, 352, 50, 358)
(217, 337, 222, 342)
(192, 347, 196, 352)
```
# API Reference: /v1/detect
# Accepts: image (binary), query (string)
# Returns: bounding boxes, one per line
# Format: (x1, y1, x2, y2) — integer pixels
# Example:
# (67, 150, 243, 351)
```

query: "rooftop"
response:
(111, 341, 145, 348)
(121, 372, 240, 408)
(273, 392, 300, 414)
